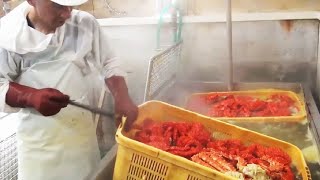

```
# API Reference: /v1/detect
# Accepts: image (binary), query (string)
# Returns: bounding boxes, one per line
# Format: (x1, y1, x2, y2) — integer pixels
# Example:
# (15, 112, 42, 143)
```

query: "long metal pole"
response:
(226, 0, 233, 91)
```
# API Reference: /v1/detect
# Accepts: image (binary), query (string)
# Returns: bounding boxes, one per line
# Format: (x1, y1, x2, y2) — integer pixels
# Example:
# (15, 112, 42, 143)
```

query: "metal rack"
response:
(144, 41, 182, 102)
(0, 133, 18, 180)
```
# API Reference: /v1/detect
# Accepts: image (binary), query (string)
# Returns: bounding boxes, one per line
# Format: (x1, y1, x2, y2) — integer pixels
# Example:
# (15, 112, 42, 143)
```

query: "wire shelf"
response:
(144, 41, 182, 101)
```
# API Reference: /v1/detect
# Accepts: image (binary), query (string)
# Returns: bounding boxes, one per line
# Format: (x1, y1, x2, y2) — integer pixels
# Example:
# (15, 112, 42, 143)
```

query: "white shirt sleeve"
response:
(88, 16, 127, 79)
(0, 48, 21, 112)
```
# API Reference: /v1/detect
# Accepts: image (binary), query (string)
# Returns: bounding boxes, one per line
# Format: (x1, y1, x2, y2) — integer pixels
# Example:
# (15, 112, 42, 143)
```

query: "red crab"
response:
(134, 119, 211, 158)
(135, 119, 294, 180)
(195, 93, 298, 118)
(191, 148, 247, 172)
(240, 144, 293, 180)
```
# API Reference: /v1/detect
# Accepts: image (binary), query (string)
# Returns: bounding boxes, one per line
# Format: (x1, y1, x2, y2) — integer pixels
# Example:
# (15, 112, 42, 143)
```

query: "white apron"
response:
(15, 60, 101, 180)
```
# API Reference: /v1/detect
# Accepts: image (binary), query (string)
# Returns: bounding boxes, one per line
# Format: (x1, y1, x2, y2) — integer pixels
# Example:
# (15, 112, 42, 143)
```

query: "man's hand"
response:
(105, 76, 138, 131)
(6, 82, 69, 116)
(25, 88, 70, 116)
(114, 95, 138, 131)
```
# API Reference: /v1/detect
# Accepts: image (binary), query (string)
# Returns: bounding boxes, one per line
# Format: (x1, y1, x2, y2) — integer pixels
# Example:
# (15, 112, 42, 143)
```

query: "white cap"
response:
(50, 0, 88, 6)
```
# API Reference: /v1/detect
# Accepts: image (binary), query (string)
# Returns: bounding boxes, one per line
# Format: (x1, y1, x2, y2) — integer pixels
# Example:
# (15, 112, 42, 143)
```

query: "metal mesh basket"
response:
(0, 133, 18, 180)
(144, 41, 182, 101)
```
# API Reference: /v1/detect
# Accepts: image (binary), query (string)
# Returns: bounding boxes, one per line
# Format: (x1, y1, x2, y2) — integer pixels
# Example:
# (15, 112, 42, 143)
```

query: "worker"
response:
(0, 0, 138, 179)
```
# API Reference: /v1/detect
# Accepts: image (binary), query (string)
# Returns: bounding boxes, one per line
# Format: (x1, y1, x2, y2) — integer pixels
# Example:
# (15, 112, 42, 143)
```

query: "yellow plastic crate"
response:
(113, 101, 310, 180)
(185, 89, 307, 122)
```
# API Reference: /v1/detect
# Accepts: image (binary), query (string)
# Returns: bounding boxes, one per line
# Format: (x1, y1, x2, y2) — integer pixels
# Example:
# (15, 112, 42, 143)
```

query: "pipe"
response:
(172, 4, 177, 43)
(226, 0, 233, 91)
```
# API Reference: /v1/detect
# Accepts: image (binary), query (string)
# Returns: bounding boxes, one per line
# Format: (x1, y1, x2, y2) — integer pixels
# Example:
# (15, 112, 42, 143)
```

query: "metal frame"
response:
(303, 85, 320, 151)
(144, 41, 182, 102)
